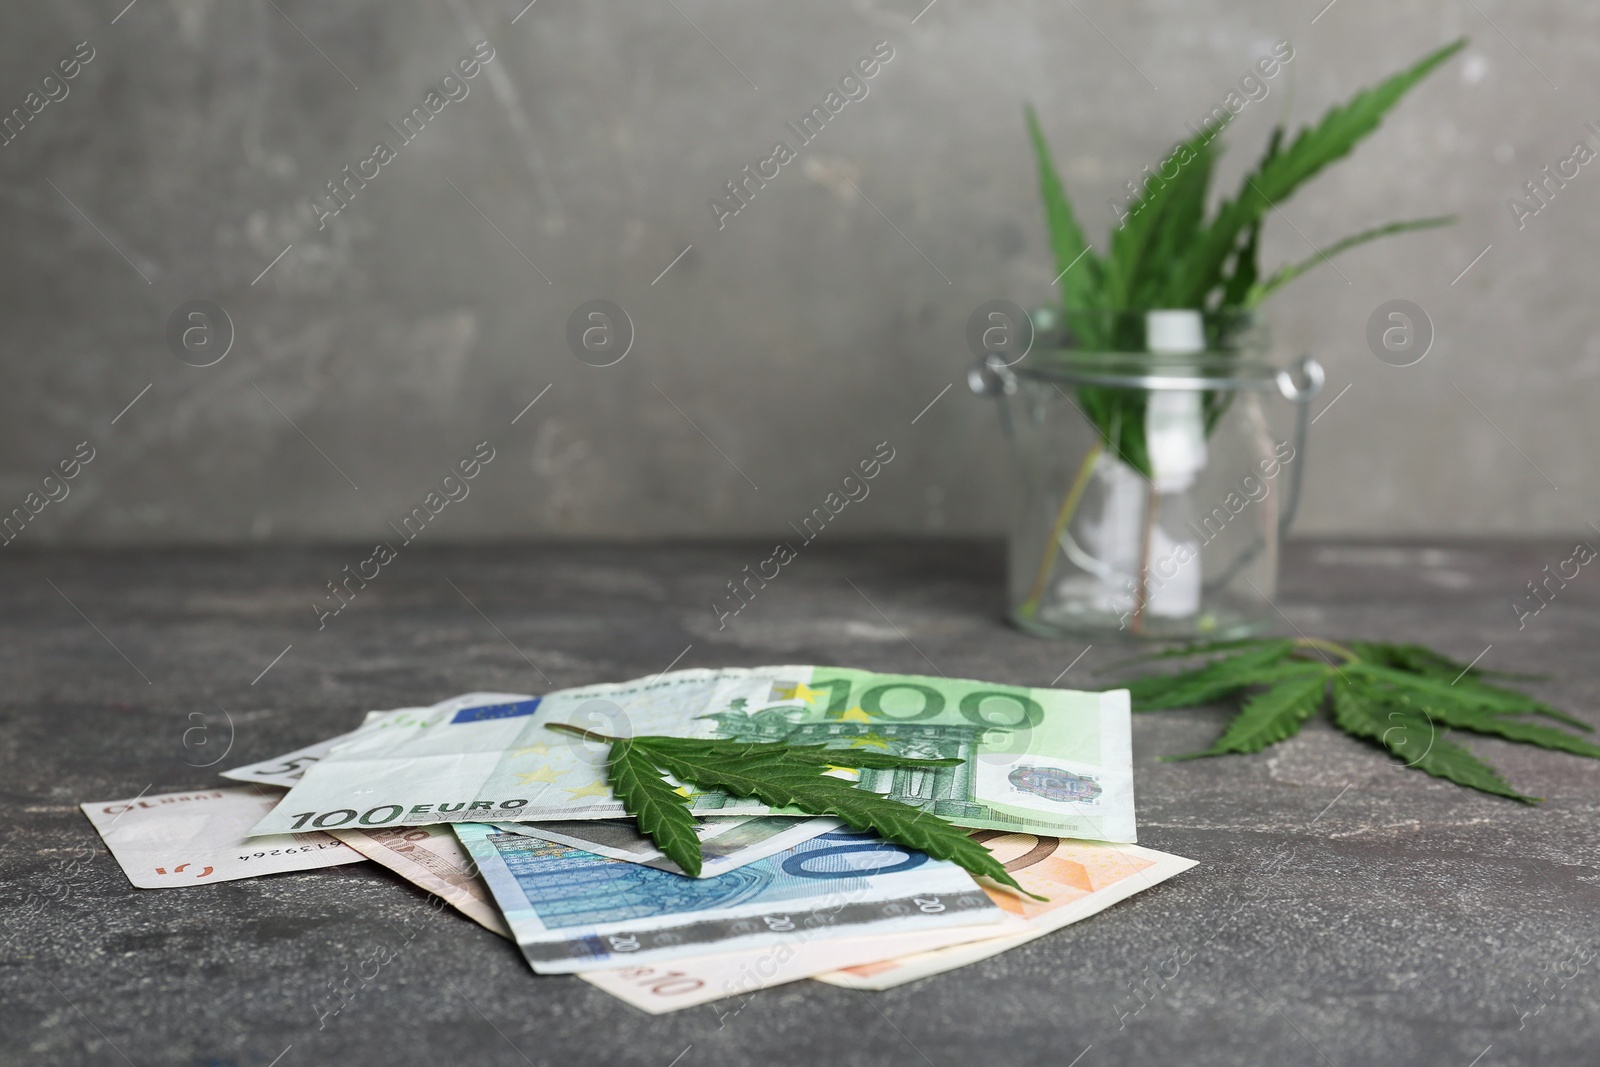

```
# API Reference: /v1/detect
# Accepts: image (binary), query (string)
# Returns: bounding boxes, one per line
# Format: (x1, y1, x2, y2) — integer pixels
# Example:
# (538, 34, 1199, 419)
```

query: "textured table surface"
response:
(3, 540, 1598, 1067)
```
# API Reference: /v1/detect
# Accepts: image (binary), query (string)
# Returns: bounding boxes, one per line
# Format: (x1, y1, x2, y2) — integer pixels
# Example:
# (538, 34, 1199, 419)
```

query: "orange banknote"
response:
(814, 833, 1196, 990)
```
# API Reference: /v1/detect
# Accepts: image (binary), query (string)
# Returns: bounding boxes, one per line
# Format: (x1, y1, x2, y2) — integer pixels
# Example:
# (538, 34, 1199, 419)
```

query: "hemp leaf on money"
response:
(544, 724, 1045, 899)
(1120, 638, 1600, 802)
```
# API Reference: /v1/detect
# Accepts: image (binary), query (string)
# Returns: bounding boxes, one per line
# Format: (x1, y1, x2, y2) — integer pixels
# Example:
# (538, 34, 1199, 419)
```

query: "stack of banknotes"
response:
(81, 666, 1195, 1013)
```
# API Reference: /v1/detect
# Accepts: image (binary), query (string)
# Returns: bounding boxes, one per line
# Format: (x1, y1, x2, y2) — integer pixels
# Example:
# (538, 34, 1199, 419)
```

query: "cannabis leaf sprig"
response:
(1013, 43, 1468, 629)
(1120, 638, 1600, 803)
(1029, 37, 1465, 321)
(1024, 38, 1466, 479)
(544, 723, 1044, 899)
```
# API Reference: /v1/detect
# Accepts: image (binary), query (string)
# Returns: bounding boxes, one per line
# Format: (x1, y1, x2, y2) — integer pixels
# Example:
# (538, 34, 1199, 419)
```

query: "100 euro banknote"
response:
(249, 668, 1133, 841)
(222, 693, 530, 787)
(455, 823, 1010, 974)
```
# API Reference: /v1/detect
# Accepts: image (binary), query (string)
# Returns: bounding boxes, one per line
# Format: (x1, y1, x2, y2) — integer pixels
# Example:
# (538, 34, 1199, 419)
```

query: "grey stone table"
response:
(4, 541, 1598, 1067)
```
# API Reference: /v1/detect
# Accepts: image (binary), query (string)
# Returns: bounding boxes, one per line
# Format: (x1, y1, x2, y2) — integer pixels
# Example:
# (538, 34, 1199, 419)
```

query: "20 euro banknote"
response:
(249, 668, 1133, 842)
(584, 835, 1195, 1010)
(493, 814, 842, 878)
(455, 823, 1009, 974)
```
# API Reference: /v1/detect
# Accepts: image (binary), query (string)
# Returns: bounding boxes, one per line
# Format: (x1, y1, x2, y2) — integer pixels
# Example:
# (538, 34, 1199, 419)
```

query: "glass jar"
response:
(970, 309, 1322, 640)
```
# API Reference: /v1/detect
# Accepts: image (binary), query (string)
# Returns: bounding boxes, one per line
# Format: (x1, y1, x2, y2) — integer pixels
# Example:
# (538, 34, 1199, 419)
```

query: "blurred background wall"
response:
(1, 0, 1594, 545)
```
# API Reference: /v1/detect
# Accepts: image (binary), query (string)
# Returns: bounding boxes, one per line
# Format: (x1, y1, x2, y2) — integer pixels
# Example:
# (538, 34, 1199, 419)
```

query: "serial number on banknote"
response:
(237, 842, 349, 860)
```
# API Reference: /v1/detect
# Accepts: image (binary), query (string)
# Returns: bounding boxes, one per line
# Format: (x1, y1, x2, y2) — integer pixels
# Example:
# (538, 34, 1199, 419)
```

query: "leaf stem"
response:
(1292, 637, 1360, 664)
(1131, 483, 1158, 636)
(545, 722, 618, 744)
(1018, 442, 1103, 620)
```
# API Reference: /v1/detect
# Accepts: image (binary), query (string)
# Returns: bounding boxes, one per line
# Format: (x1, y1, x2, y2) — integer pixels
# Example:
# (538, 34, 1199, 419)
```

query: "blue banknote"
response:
(455, 823, 1007, 974)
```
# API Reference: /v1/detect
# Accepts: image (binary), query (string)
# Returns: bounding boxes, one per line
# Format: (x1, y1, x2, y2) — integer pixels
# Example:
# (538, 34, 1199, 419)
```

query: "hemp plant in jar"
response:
(975, 38, 1463, 638)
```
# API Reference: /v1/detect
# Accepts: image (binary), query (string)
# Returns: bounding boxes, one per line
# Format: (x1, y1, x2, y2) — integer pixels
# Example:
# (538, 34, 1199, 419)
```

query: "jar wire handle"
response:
(1275, 355, 1324, 536)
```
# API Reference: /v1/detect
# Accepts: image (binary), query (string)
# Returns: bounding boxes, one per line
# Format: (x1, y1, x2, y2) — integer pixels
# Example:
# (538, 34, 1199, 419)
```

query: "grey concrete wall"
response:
(0, 0, 1593, 545)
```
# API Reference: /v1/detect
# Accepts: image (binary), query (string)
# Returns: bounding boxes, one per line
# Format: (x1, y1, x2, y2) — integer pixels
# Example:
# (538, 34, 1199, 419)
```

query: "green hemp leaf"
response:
(544, 724, 1045, 899)
(1120, 638, 1600, 803)
(1023, 39, 1465, 480)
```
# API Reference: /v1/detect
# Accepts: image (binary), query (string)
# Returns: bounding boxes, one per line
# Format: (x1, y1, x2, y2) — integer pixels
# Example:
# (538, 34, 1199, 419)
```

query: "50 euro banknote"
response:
(249, 668, 1133, 842)
(815, 834, 1196, 990)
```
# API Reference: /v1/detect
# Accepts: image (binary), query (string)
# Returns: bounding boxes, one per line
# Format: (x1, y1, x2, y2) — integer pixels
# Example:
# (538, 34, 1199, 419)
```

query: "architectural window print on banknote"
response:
(249, 668, 1133, 843)
(456, 823, 1011, 975)
(694, 670, 1130, 839)
(494, 814, 843, 878)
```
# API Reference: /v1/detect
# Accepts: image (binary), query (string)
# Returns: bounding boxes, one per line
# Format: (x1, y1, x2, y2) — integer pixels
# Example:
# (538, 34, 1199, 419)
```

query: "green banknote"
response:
(249, 667, 1134, 842)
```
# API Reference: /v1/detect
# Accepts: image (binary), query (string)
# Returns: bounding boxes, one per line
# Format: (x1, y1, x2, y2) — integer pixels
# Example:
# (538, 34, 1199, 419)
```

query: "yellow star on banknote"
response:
(835, 706, 873, 723)
(563, 780, 613, 800)
(775, 681, 827, 704)
(847, 732, 893, 750)
(511, 742, 553, 758)
(513, 766, 563, 786)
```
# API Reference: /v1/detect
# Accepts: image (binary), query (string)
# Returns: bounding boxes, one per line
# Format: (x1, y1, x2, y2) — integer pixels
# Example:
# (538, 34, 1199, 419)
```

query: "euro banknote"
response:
(493, 814, 842, 878)
(579, 919, 1025, 1014)
(330, 824, 509, 937)
(814, 835, 1197, 990)
(249, 668, 1133, 842)
(455, 823, 1008, 974)
(222, 693, 529, 787)
(81, 787, 365, 889)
